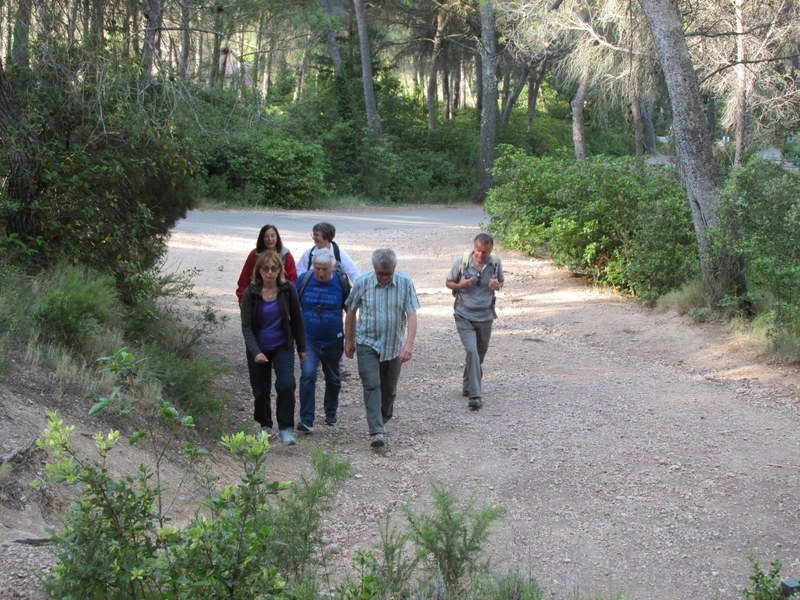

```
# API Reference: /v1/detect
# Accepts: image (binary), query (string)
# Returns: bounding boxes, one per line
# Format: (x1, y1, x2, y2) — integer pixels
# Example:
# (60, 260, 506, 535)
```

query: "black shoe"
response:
(325, 416, 337, 426)
(296, 421, 315, 433)
(370, 433, 385, 448)
(468, 397, 482, 410)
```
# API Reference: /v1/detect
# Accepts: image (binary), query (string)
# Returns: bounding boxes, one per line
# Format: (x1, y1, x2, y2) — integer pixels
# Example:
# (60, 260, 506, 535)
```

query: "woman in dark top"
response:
(241, 250, 306, 445)
(236, 224, 298, 304)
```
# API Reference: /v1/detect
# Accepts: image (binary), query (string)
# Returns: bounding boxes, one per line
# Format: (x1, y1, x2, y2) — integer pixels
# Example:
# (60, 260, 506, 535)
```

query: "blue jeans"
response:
(299, 341, 343, 425)
(356, 344, 402, 435)
(246, 345, 296, 430)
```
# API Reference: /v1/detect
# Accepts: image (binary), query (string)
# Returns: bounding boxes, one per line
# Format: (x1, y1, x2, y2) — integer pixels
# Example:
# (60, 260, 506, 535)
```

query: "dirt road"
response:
(2, 205, 798, 599)
(167, 206, 800, 599)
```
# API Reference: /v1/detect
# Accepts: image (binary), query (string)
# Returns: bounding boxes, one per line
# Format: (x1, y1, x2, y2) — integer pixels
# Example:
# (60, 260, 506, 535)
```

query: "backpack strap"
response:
(296, 270, 315, 299)
(307, 242, 342, 269)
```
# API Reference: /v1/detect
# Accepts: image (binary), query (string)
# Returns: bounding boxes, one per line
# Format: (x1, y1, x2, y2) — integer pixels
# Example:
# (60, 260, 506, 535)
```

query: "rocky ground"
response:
(2, 206, 799, 599)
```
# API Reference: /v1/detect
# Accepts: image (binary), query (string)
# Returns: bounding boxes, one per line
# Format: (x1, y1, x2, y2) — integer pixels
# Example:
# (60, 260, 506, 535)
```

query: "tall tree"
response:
(638, 0, 736, 299)
(477, 0, 498, 201)
(353, 0, 380, 132)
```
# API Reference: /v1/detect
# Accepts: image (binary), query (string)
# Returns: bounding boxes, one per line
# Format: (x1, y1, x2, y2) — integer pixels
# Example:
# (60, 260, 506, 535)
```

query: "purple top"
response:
(256, 300, 286, 351)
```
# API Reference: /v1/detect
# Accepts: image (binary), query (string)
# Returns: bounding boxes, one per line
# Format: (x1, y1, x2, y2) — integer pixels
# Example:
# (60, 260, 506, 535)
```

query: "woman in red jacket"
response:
(236, 224, 297, 303)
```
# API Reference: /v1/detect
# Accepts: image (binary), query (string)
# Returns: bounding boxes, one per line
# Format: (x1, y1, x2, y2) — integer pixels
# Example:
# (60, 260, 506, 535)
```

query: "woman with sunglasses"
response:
(236, 224, 298, 304)
(241, 250, 307, 445)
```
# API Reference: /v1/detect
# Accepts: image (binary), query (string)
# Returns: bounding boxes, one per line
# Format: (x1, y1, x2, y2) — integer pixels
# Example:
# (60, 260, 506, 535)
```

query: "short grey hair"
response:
(372, 248, 397, 270)
(312, 248, 336, 266)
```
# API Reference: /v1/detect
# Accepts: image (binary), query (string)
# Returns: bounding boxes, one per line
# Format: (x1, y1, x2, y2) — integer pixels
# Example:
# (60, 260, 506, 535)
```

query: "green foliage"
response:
(2, 49, 196, 282)
(31, 264, 121, 355)
(714, 157, 800, 356)
(782, 135, 800, 166)
(230, 135, 327, 207)
(474, 568, 544, 600)
(403, 484, 506, 598)
(37, 411, 353, 599)
(743, 557, 784, 600)
(486, 148, 698, 301)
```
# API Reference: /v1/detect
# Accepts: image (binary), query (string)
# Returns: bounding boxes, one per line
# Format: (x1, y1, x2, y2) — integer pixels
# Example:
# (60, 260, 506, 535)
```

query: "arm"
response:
(236, 250, 257, 303)
(445, 277, 476, 292)
(285, 284, 307, 359)
(399, 312, 417, 363)
(240, 291, 267, 363)
(283, 250, 298, 283)
(344, 306, 357, 359)
(338, 248, 361, 283)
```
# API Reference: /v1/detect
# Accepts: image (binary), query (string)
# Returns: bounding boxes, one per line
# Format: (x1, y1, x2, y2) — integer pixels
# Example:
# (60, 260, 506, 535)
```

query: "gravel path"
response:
(2, 205, 799, 599)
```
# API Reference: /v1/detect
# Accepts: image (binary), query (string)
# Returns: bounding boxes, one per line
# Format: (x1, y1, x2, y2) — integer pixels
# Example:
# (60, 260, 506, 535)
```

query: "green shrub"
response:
(743, 557, 784, 599)
(403, 484, 506, 598)
(715, 157, 800, 353)
(474, 568, 544, 600)
(37, 413, 353, 599)
(32, 264, 121, 354)
(229, 134, 327, 207)
(486, 148, 698, 300)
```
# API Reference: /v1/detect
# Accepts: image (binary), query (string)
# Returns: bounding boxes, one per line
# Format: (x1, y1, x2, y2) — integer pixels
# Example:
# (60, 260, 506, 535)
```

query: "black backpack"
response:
(306, 241, 342, 270)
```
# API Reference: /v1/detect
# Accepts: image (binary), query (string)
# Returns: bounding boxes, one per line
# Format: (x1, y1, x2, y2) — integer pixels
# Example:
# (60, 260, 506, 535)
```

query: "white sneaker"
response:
(278, 429, 297, 446)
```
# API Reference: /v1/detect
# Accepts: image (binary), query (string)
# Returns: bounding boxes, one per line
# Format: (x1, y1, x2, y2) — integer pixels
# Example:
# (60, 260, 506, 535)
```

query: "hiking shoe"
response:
(370, 433, 385, 448)
(468, 397, 482, 410)
(278, 429, 297, 445)
(259, 426, 273, 439)
(340, 368, 351, 379)
(325, 415, 337, 426)
(296, 421, 314, 433)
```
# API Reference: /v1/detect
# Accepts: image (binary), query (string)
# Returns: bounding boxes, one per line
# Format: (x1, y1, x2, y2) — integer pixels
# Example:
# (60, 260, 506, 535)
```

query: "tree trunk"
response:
(210, 6, 224, 86)
(475, 53, 482, 124)
(0, 57, 41, 240)
(452, 56, 461, 112)
(733, 0, 749, 165)
(477, 1, 497, 202)
(179, 0, 191, 80)
(11, 0, 32, 69)
(141, 0, 163, 89)
(639, 0, 744, 301)
(527, 59, 547, 132)
(442, 64, 451, 120)
(322, 0, 343, 75)
(571, 70, 589, 160)
(630, 91, 646, 156)
(642, 103, 656, 153)
(353, 0, 380, 133)
(501, 63, 529, 125)
(427, 9, 448, 132)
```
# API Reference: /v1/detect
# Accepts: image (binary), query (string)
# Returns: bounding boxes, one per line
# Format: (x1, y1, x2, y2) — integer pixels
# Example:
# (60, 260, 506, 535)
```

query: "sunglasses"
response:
(260, 265, 280, 272)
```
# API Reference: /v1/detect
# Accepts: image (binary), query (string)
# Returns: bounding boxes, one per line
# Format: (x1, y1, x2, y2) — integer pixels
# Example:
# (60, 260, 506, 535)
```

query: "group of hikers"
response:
(238, 222, 504, 448)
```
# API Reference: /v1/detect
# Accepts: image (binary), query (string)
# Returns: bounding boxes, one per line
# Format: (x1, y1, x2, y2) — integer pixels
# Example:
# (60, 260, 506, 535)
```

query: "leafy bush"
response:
(31, 264, 121, 355)
(228, 134, 327, 207)
(37, 412, 352, 598)
(403, 484, 506, 597)
(714, 157, 800, 353)
(486, 147, 698, 301)
(742, 557, 784, 599)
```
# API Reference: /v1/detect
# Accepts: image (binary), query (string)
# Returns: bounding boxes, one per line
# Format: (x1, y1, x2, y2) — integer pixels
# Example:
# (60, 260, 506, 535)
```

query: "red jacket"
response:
(236, 247, 297, 303)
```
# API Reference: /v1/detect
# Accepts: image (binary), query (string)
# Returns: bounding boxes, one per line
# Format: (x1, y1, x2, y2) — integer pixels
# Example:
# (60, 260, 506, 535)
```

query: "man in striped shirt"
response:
(344, 248, 420, 449)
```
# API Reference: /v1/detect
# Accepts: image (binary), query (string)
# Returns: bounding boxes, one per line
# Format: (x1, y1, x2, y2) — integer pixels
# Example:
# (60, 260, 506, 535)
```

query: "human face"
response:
(259, 260, 280, 283)
(312, 230, 328, 249)
(472, 241, 493, 266)
(262, 228, 278, 249)
(314, 262, 334, 283)
(374, 264, 395, 286)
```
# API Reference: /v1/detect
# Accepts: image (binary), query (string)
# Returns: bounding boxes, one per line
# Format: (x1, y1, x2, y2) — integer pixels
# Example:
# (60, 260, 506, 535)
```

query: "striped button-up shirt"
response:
(345, 270, 420, 361)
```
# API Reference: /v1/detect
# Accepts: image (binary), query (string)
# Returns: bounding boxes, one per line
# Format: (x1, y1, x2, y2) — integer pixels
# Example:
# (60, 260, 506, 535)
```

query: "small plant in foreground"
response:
(403, 483, 506, 598)
(743, 556, 784, 599)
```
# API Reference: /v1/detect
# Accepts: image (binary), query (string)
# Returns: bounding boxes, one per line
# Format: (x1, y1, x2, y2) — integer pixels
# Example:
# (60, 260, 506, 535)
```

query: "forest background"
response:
(0, 0, 799, 597)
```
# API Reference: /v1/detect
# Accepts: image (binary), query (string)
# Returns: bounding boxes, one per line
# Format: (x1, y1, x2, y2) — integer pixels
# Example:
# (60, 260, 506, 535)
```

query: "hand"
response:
(344, 339, 355, 359)
(461, 276, 475, 290)
(488, 277, 501, 291)
(299, 352, 307, 362)
(254, 353, 268, 364)
(399, 343, 413, 363)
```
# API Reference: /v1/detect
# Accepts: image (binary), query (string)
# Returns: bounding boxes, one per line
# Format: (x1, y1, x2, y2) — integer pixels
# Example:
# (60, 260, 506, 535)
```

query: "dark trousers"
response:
(246, 345, 296, 430)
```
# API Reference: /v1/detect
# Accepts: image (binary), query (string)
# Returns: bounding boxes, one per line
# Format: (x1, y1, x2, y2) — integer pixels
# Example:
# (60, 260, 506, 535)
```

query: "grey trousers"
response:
(356, 344, 402, 435)
(455, 315, 493, 399)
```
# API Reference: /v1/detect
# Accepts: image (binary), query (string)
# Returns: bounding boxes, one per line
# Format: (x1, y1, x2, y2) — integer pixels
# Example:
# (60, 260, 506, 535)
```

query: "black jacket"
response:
(241, 282, 306, 357)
